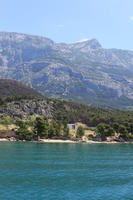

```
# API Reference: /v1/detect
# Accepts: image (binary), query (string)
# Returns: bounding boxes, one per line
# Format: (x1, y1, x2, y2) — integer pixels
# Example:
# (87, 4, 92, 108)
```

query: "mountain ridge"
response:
(0, 79, 42, 99)
(0, 31, 133, 109)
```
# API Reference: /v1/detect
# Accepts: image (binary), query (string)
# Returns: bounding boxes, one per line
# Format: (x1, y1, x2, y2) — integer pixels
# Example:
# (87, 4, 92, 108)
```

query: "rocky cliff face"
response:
(0, 99, 53, 119)
(0, 32, 133, 109)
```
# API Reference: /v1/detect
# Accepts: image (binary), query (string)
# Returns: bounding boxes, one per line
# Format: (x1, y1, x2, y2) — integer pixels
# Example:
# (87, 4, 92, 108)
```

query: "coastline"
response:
(39, 139, 119, 144)
(0, 137, 133, 144)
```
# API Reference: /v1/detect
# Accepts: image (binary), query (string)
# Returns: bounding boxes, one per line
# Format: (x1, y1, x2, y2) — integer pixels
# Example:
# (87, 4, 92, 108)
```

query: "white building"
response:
(67, 123, 78, 130)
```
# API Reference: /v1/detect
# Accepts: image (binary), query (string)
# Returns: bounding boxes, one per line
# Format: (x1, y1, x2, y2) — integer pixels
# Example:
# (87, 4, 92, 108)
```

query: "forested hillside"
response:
(0, 79, 42, 99)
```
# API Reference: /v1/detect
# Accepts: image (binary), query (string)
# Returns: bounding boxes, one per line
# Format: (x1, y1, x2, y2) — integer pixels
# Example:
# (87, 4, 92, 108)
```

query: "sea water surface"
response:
(0, 142, 133, 200)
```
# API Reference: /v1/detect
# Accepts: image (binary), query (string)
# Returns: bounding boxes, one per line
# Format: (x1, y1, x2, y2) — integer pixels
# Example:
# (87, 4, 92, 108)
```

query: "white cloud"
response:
(76, 38, 89, 43)
(130, 16, 133, 21)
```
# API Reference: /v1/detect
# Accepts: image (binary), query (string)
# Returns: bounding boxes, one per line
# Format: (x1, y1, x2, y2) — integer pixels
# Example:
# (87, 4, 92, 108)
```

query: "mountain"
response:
(0, 79, 42, 99)
(0, 32, 133, 109)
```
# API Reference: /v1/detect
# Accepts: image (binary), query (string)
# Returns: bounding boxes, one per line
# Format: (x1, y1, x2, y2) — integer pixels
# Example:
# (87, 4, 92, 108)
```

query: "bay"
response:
(0, 142, 133, 200)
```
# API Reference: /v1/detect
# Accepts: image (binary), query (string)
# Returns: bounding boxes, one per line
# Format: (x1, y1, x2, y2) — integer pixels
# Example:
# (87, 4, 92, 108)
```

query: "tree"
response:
(113, 123, 119, 133)
(48, 124, 55, 138)
(129, 124, 133, 134)
(119, 125, 128, 138)
(15, 121, 33, 140)
(76, 126, 85, 138)
(48, 121, 57, 138)
(34, 117, 49, 138)
(63, 124, 69, 137)
(107, 127, 115, 136)
(96, 123, 115, 140)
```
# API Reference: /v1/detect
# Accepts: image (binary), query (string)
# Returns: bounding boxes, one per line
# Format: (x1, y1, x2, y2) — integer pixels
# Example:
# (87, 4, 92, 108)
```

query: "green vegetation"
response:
(14, 117, 70, 141)
(76, 126, 85, 138)
(1, 94, 133, 141)
(95, 122, 133, 141)
(15, 120, 34, 140)
(0, 79, 42, 101)
(96, 123, 115, 140)
(34, 117, 49, 138)
(53, 100, 133, 128)
(0, 115, 14, 125)
(118, 125, 128, 138)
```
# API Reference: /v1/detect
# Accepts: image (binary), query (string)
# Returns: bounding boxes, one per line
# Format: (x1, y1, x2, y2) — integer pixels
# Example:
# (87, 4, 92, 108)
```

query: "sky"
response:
(0, 0, 133, 50)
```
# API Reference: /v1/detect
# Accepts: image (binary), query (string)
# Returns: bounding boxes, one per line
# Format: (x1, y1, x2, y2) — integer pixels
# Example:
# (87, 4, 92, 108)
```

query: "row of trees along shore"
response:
(15, 117, 85, 141)
(15, 117, 69, 140)
(14, 116, 133, 141)
(96, 122, 133, 140)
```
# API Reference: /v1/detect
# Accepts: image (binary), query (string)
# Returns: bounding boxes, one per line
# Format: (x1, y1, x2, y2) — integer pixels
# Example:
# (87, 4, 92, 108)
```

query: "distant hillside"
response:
(0, 79, 42, 99)
(0, 78, 133, 131)
(1, 32, 133, 109)
(1, 96, 133, 130)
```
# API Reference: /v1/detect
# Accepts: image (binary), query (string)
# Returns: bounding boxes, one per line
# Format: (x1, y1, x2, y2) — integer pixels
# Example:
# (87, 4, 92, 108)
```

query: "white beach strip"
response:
(39, 139, 77, 143)
(0, 138, 9, 141)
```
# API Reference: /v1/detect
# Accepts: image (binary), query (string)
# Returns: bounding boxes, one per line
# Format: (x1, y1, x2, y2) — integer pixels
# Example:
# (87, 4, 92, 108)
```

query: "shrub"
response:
(15, 121, 33, 140)
(113, 123, 119, 133)
(96, 123, 115, 140)
(76, 126, 85, 138)
(119, 125, 128, 138)
(0, 115, 14, 125)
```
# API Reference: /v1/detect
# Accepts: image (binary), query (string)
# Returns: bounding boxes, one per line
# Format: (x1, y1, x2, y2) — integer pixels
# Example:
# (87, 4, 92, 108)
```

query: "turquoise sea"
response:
(0, 142, 133, 200)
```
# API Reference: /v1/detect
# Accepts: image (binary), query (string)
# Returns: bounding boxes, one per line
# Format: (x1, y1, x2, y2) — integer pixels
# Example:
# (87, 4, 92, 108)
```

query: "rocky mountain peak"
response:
(69, 38, 102, 51)
(87, 38, 102, 49)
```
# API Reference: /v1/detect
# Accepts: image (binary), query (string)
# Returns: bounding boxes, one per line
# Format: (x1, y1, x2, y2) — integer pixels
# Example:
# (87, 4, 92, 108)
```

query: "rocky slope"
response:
(0, 99, 53, 119)
(0, 32, 133, 109)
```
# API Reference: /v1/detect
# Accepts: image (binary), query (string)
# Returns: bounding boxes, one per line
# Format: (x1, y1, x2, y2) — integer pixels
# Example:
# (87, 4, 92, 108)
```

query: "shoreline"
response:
(0, 138, 133, 144)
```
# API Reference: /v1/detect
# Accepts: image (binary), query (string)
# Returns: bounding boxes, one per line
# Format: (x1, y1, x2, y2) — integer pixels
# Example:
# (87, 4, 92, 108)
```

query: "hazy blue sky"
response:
(0, 0, 133, 49)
